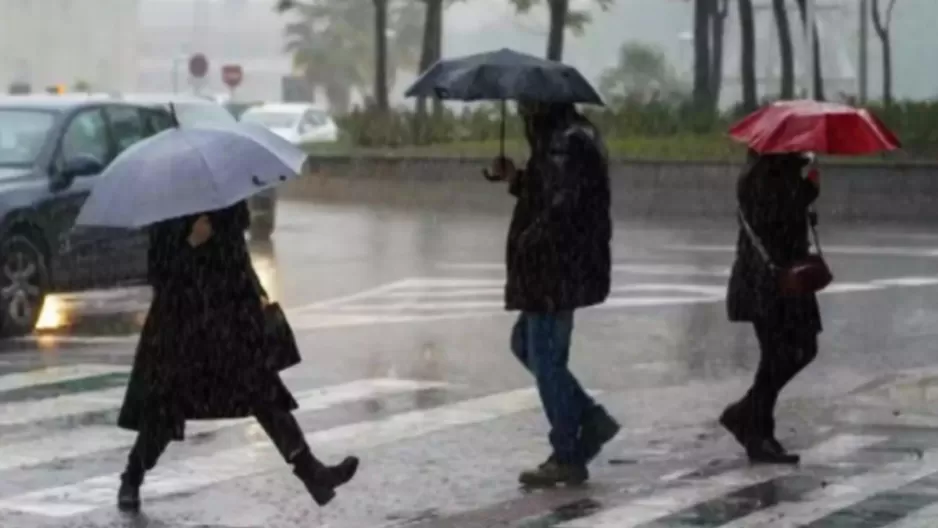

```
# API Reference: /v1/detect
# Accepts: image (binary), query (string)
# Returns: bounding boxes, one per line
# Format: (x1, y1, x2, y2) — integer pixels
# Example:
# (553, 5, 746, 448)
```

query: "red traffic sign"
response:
(222, 65, 243, 88)
(188, 53, 209, 78)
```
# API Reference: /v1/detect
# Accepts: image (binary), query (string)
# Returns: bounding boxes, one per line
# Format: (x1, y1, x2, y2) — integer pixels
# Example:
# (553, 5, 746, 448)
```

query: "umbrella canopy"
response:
(75, 123, 308, 228)
(728, 100, 900, 155)
(404, 48, 603, 105)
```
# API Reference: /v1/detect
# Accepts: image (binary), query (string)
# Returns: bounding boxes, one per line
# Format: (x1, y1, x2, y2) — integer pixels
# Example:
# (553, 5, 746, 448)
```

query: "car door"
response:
(48, 106, 112, 291)
(94, 104, 155, 286)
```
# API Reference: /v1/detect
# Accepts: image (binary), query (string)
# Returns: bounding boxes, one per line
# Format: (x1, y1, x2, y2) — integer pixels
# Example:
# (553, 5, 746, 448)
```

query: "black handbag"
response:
(738, 208, 833, 296)
(262, 302, 302, 371)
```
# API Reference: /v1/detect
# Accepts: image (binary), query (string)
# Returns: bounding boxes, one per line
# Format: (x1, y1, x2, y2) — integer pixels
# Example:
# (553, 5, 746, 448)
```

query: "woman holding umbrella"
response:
(116, 201, 358, 512)
(70, 118, 360, 512)
(720, 100, 899, 463)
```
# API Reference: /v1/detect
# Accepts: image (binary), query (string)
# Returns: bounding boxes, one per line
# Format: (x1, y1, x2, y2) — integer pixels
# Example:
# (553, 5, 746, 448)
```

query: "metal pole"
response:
(858, 0, 869, 103)
(805, 0, 817, 99)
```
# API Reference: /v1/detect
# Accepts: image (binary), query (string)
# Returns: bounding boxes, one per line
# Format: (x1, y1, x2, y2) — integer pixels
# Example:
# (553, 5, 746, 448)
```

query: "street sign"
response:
(188, 53, 209, 78)
(222, 65, 243, 88)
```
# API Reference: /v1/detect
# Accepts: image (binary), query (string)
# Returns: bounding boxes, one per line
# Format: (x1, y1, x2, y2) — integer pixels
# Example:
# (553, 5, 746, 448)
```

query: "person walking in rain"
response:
(116, 201, 358, 512)
(488, 101, 620, 487)
(721, 151, 823, 464)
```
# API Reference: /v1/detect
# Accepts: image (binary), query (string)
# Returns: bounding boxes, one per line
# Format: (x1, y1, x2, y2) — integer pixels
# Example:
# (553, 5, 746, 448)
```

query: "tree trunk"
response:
(709, 0, 728, 108)
(693, 0, 713, 109)
(430, 0, 444, 118)
(373, 0, 390, 112)
(871, 0, 894, 107)
(738, 0, 758, 111)
(415, 0, 443, 143)
(882, 35, 892, 105)
(325, 83, 350, 114)
(771, 0, 795, 99)
(546, 0, 568, 61)
(794, 0, 825, 100)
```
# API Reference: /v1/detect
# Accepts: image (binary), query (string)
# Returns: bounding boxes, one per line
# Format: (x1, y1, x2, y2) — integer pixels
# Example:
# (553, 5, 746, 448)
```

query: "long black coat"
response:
(505, 113, 611, 313)
(117, 201, 297, 440)
(726, 155, 822, 335)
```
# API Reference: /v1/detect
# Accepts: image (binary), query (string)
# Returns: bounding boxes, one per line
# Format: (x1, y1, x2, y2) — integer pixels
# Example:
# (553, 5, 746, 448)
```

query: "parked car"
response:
(0, 95, 177, 336)
(240, 103, 338, 144)
(115, 94, 278, 241)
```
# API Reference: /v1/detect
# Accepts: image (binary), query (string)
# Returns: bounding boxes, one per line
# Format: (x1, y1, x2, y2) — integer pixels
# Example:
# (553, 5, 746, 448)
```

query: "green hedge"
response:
(322, 99, 937, 161)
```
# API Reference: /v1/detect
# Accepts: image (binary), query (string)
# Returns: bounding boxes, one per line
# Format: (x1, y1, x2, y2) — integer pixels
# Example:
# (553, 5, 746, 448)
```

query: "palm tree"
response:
(509, 0, 613, 61)
(277, 0, 422, 113)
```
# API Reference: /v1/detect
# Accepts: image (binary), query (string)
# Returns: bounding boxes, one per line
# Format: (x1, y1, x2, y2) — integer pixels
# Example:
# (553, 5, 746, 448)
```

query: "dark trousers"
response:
(123, 406, 308, 485)
(511, 311, 594, 464)
(739, 320, 819, 436)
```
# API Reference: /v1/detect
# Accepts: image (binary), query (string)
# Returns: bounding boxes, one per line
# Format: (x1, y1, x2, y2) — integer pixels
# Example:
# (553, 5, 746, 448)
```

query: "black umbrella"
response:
(404, 48, 603, 173)
(405, 48, 603, 104)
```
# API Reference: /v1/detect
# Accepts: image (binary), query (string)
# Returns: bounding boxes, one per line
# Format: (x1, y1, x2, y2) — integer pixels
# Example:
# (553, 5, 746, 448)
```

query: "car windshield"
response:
(171, 102, 237, 127)
(241, 110, 300, 129)
(0, 109, 54, 167)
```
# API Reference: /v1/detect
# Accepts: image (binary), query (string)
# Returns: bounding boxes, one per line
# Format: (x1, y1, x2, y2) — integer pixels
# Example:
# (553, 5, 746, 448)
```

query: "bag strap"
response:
(737, 208, 778, 271)
(808, 209, 824, 258)
(739, 207, 825, 268)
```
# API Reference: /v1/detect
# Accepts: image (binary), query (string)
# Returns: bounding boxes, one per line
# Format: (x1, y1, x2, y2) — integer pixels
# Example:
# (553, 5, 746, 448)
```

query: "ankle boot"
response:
(117, 470, 143, 512)
(291, 450, 360, 506)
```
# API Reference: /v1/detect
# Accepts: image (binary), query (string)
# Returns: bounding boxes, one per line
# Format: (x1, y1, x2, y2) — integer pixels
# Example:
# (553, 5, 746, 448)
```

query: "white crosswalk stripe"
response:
(4, 362, 938, 526)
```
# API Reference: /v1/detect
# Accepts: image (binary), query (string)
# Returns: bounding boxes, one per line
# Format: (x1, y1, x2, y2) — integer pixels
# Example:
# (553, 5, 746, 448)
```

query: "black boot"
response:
(581, 405, 620, 463)
(117, 471, 142, 513)
(292, 450, 359, 506)
(746, 437, 800, 465)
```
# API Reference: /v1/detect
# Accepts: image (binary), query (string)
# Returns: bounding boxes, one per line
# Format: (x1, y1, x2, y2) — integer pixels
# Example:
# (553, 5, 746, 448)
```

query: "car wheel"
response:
(0, 234, 49, 337)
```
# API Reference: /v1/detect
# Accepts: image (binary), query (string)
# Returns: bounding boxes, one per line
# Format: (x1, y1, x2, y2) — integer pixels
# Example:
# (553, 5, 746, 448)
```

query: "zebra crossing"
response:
(3, 363, 938, 526)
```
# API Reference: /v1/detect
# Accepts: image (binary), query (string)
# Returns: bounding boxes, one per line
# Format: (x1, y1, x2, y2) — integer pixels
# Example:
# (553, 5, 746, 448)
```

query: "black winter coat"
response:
(117, 201, 297, 440)
(726, 155, 822, 335)
(505, 115, 611, 313)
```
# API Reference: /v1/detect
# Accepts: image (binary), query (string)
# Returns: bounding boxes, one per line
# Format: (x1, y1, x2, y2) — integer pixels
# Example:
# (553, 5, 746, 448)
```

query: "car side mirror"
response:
(61, 154, 104, 179)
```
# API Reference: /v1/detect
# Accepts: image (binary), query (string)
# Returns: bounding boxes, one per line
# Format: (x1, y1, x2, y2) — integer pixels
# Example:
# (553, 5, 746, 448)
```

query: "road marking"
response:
(0, 378, 449, 473)
(661, 244, 938, 258)
(437, 262, 732, 277)
(0, 364, 129, 393)
(0, 386, 128, 426)
(558, 433, 887, 527)
(884, 502, 938, 527)
(720, 450, 938, 527)
(0, 386, 549, 517)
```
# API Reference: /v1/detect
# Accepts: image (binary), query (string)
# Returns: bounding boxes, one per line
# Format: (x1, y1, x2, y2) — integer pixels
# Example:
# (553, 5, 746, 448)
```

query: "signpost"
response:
(222, 64, 243, 97)
(188, 53, 209, 79)
(188, 53, 209, 94)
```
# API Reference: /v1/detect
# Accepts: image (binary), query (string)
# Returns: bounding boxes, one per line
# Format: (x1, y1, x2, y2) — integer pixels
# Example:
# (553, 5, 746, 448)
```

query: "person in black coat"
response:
(721, 150, 822, 464)
(489, 102, 619, 487)
(116, 201, 358, 512)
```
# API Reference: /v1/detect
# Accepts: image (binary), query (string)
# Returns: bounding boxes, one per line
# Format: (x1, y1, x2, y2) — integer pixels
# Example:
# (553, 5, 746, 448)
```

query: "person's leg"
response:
(254, 406, 359, 507)
(510, 313, 531, 372)
(118, 424, 173, 512)
(724, 321, 810, 464)
(519, 311, 591, 486)
(752, 329, 819, 446)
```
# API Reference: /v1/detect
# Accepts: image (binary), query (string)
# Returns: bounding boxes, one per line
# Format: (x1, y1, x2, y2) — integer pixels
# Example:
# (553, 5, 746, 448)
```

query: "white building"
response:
(0, 0, 140, 93)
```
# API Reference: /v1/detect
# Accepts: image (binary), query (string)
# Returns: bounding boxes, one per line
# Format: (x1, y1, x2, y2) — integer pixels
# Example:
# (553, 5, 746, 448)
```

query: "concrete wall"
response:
(283, 157, 938, 224)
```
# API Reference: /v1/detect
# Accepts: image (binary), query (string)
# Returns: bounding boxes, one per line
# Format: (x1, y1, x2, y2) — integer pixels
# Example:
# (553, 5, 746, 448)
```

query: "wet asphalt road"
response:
(4, 202, 938, 526)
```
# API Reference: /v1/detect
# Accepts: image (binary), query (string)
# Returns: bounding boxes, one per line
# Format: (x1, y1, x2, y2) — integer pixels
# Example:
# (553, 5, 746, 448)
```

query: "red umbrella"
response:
(728, 100, 901, 155)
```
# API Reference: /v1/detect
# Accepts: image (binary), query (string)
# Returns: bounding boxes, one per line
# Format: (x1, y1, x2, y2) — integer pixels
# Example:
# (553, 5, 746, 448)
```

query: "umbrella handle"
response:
(252, 175, 288, 186)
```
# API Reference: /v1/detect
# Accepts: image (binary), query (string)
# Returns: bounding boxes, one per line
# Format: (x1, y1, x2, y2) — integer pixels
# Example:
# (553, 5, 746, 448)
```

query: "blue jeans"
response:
(511, 311, 594, 464)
